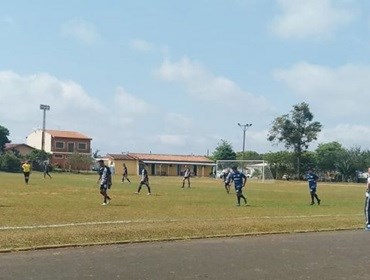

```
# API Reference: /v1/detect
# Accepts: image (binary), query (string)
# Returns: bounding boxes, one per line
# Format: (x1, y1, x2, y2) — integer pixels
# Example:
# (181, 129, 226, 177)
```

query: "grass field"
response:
(0, 171, 365, 251)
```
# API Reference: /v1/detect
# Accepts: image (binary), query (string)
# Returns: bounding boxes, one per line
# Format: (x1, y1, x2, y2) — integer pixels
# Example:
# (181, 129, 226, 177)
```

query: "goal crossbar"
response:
(216, 160, 274, 182)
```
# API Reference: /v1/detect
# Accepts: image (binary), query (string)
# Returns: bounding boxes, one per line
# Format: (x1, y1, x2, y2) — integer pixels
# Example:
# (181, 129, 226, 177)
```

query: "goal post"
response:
(215, 160, 274, 182)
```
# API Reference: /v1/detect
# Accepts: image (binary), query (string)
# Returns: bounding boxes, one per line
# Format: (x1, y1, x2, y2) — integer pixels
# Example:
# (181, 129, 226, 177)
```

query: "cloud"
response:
(156, 134, 188, 147)
(114, 87, 152, 115)
(0, 71, 104, 134)
(61, 19, 100, 43)
(318, 124, 370, 149)
(271, 0, 354, 39)
(129, 39, 154, 52)
(274, 62, 370, 120)
(165, 113, 193, 131)
(154, 57, 272, 113)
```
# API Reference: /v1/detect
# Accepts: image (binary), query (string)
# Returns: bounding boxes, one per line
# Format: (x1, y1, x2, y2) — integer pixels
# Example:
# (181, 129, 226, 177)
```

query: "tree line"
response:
(211, 102, 370, 182)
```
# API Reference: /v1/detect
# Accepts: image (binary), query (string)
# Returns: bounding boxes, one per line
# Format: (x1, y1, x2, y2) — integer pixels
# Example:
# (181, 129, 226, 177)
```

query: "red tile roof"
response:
(107, 154, 135, 160)
(126, 153, 213, 163)
(4, 143, 35, 150)
(45, 130, 91, 140)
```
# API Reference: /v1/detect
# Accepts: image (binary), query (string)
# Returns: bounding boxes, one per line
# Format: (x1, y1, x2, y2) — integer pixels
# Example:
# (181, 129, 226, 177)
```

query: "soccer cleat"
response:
(147, 193, 151, 195)
(310, 202, 315, 205)
(102, 202, 107, 206)
(134, 192, 139, 194)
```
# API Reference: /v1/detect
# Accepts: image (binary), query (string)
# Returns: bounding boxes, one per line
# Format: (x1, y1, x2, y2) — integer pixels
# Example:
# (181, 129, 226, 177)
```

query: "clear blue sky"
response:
(1, 0, 370, 155)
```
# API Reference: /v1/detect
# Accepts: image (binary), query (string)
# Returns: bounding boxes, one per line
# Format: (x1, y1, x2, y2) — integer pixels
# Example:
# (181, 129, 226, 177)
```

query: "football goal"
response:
(216, 160, 274, 182)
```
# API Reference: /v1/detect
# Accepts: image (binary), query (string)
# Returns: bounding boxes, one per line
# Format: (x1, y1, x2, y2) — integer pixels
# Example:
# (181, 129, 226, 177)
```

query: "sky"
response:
(1, 0, 370, 156)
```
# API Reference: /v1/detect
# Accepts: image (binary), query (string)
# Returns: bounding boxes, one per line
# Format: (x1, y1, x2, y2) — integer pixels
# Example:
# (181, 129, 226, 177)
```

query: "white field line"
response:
(0, 213, 362, 231)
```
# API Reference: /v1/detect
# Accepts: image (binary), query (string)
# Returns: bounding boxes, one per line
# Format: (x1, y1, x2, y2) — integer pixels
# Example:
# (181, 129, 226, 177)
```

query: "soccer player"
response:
(220, 168, 231, 194)
(364, 167, 370, 231)
(181, 165, 191, 188)
(306, 169, 321, 205)
(121, 163, 131, 183)
(230, 166, 247, 206)
(43, 161, 52, 179)
(135, 165, 151, 195)
(21, 160, 31, 184)
(97, 159, 112, 205)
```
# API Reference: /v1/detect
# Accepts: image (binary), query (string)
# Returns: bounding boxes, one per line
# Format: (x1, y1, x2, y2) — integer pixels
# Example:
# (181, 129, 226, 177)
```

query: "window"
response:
(55, 141, 64, 149)
(54, 154, 63, 159)
(78, 142, 87, 150)
(67, 142, 75, 153)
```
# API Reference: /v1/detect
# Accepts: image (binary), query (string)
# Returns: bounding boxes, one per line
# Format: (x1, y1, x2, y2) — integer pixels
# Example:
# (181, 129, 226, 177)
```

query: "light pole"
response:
(238, 123, 252, 160)
(40, 104, 50, 151)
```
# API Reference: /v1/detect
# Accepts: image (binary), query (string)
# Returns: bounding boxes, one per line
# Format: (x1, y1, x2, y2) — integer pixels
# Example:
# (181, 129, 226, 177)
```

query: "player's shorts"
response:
(235, 187, 243, 194)
(100, 183, 108, 191)
(309, 187, 317, 193)
(23, 172, 30, 177)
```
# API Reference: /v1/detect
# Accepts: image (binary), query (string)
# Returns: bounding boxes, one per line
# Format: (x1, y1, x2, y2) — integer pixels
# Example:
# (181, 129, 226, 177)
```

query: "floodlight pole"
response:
(238, 123, 252, 160)
(40, 104, 50, 151)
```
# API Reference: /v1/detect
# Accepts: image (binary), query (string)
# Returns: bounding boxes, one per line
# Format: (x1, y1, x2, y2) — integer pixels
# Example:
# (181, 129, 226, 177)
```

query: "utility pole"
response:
(40, 104, 50, 151)
(237, 123, 252, 160)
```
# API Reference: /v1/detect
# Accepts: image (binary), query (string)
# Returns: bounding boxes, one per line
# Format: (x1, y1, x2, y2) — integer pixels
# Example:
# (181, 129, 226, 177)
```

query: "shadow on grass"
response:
(109, 204, 130, 207)
(0, 204, 11, 208)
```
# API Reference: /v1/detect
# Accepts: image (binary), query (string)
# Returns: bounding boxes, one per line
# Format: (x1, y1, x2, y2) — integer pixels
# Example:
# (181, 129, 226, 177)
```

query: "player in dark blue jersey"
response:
(230, 166, 247, 206)
(306, 169, 321, 205)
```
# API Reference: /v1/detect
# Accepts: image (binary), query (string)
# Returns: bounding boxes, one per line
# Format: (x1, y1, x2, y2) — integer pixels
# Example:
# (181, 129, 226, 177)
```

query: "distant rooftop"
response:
(45, 129, 91, 140)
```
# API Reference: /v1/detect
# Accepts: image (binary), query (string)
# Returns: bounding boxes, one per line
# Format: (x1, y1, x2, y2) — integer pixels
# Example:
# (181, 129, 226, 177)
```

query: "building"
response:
(27, 129, 92, 168)
(106, 153, 215, 177)
(4, 143, 36, 156)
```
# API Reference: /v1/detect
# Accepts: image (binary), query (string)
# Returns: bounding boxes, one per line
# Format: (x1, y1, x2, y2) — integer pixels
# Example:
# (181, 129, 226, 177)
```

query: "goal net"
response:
(215, 160, 274, 182)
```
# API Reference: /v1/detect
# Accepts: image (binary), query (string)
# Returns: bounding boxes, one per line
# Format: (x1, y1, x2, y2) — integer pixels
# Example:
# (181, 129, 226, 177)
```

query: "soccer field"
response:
(0, 171, 365, 251)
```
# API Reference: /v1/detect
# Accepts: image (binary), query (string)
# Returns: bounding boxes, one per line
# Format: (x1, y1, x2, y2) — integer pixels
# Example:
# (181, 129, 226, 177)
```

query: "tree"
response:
(0, 152, 21, 172)
(27, 149, 51, 171)
(0, 125, 11, 153)
(212, 140, 236, 161)
(263, 151, 295, 179)
(336, 147, 367, 182)
(236, 151, 262, 160)
(267, 102, 322, 178)
(315, 142, 345, 173)
(67, 152, 94, 171)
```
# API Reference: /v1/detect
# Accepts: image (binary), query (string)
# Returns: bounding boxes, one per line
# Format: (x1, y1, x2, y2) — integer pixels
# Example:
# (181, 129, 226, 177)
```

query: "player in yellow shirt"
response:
(21, 161, 31, 184)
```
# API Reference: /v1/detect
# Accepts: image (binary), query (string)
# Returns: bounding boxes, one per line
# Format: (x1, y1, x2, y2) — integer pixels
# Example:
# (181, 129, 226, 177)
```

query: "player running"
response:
(135, 165, 151, 195)
(230, 166, 247, 206)
(181, 165, 191, 188)
(97, 160, 112, 205)
(220, 168, 231, 194)
(21, 160, 31, 184)
(121, 163, 131, 183)
(364, 167, 370, 231)
(306, 169, 321, 205)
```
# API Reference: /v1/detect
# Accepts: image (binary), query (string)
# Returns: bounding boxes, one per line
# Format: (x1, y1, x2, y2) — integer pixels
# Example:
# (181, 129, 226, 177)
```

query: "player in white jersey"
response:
(364, 167, 370, 231)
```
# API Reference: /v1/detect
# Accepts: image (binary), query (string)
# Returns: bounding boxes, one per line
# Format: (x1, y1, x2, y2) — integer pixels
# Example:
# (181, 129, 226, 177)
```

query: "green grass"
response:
(0, 171, 365, 251)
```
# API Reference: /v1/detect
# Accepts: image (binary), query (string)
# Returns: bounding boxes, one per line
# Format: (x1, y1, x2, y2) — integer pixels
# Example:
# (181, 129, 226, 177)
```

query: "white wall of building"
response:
(26, 130, 52, 153)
